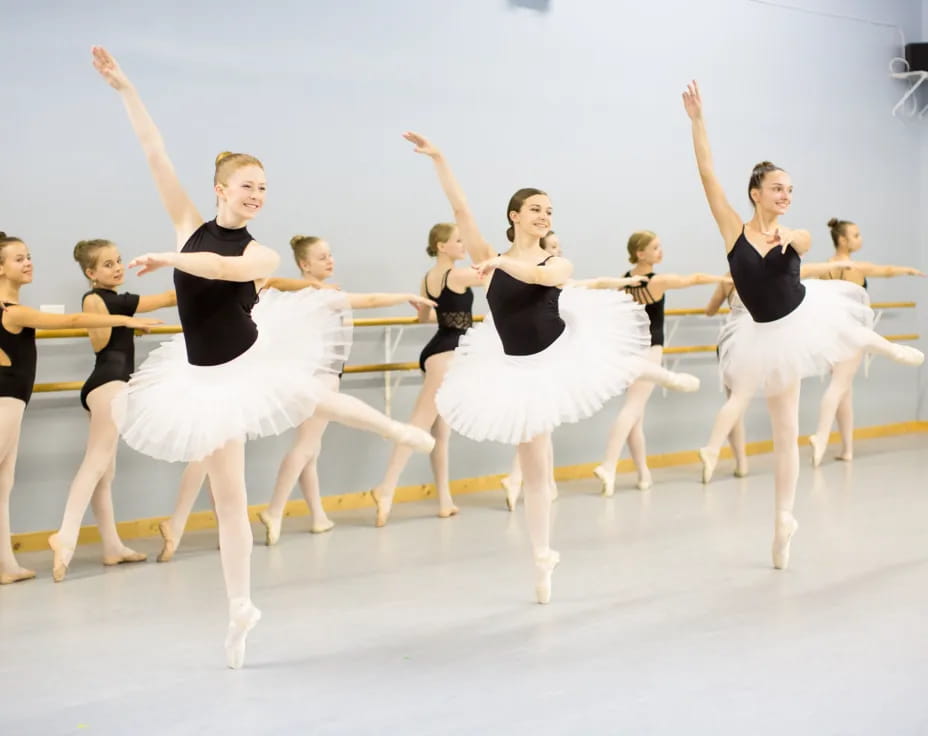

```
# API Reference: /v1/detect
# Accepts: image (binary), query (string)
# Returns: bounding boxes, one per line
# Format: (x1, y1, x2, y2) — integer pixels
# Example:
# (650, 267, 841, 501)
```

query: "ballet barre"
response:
(32, 302, 915, 340)
(30, 302, 920, 416)
(29, 334, 921, 395)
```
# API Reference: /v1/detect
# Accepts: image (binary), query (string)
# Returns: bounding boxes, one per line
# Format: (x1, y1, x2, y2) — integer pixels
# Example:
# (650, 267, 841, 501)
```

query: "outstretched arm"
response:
(129, 242, 280, 282)
(262, 277, 333, 292)
(92, 46, 202, 246)
(683, 81, 742, 250)
(847, 261, 925, 278)
(403, 132, 495, 264)
(3, 304, 160, 332)
(650, 273, 728, 291)
(347, 293, 435, 311)
(799, 260, 857, 279)
(570, 275, 648, 290)
(474, 255, 573, 287)
(136, 290, 177, 312)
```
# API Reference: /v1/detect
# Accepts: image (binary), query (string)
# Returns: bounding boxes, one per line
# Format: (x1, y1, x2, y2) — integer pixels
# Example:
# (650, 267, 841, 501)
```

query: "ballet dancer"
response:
(592, 230, 727, 496)
(91, 46, 433, 667)
(683, 80, 923, 570)
(808, 217, 924, 466)
(0, 232, 158, 584)
(46, 239, 178, 581)
(404, 131, 699, 603)
(371, 222, 484, 527)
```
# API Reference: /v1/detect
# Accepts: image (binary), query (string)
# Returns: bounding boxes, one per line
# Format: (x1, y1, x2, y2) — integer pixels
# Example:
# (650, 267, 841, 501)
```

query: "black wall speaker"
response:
(905, 43, 928, 72)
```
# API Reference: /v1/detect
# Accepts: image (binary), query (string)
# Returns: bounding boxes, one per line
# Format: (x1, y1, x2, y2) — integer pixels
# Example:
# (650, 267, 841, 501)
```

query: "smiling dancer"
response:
(405, 131, 699, 603)
(683, 80, 923, 569)
(92, 46, 433, 667)
(0, 232, 158, 585)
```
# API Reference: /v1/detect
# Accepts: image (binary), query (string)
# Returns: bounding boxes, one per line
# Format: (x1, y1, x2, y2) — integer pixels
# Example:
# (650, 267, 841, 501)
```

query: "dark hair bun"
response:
(827, 218, 839, 228)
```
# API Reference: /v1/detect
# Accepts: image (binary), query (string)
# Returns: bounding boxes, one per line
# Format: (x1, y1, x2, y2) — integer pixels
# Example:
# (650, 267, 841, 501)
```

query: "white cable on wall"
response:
(745, 0, 922, 118)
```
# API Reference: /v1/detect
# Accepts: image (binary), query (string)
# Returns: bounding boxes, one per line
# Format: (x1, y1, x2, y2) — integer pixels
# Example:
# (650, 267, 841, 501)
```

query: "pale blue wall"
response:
(1, 0, 923, 531)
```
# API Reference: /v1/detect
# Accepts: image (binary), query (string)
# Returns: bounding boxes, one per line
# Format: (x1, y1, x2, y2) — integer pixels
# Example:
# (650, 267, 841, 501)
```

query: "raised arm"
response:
(476, 255, 573, 287)
(92, 46, 202, 246)
(403, 132, 495, 264)
(129, 242, 280, 282)
(136, 290, 177, 312)
(682, 81, 742, 250)
(3, 304, 160, 332)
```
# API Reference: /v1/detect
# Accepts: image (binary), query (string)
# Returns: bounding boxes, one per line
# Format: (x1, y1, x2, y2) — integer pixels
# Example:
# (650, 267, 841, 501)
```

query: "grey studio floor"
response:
(1, 434, 926, 736)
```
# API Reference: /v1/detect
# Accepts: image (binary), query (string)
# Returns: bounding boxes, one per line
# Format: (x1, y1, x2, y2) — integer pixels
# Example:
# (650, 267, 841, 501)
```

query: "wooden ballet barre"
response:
(32, 302, 916, 340)
(30, 333, 921, 394)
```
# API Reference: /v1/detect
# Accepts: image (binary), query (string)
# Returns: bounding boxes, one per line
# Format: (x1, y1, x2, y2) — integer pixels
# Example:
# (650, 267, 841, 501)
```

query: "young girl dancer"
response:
(0, 232, 159, 585)
(683, 80, 923, 569)
(46, 239, 177, 581)
(404, 131, 700, 603)
(592, 231, 726, 496)
(808, 218, 924, 466)
(371, 223, 484, 527)
(91, 46, 433, 667)
(258, 234, 436, 543)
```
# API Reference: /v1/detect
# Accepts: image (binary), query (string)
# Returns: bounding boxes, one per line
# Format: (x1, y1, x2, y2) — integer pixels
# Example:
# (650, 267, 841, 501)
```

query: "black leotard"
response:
(624, 271, 664, 346)
(174, 220, 258, 366)
(727, 229, 805, 323)
(0, 304, 37, 405)
(486, 257, 564, 355)
(418, 269, 474, 371)
(79, 288, 141, 410)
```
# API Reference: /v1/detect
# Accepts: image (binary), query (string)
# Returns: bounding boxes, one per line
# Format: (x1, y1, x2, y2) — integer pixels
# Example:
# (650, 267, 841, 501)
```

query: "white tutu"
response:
(436, 287, 651, 444)
(113, 288, 352, 462)
(718, 279, 873, 396)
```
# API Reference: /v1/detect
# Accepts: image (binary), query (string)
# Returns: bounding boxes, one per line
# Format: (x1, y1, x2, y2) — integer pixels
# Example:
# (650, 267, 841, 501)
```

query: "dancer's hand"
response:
(903, 267, 926, 276)
(402, 131, 441, 158)
(682, 80, 703, 119)
(473, 256, 502, 278)
(407, 294, 437, 310)
(126, 316, 162, 333)
(92, 46, 131, 91)
(128, 252, 176, 276)
(765, 227, 795, 254)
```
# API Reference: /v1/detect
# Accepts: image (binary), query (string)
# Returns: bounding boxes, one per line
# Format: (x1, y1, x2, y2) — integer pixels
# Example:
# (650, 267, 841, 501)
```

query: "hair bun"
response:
(827, 218, 839, 228)
(0, 232, 6, 239)
(215, 151, 235, 166)
(290, 234, 308, 248)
